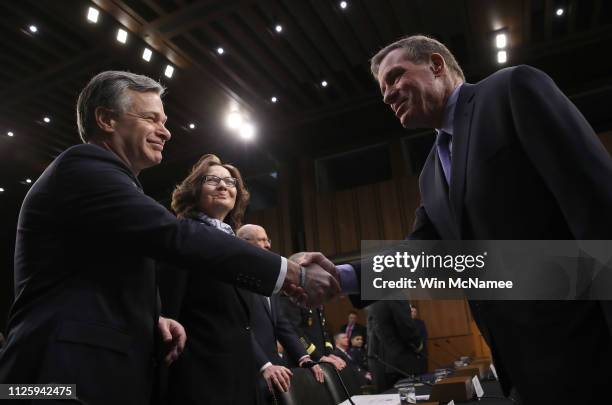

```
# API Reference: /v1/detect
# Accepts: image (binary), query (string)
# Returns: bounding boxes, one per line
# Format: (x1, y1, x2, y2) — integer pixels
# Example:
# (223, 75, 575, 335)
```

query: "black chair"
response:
(272, 367, 336, 405)
(318, 362, 362, 404)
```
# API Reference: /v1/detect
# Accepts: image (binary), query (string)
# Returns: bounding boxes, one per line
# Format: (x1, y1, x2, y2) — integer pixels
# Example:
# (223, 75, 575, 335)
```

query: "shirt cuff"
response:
(260, 361, 273, 373)
(272, 257, 288, 294)
(336, 264, 359, 294)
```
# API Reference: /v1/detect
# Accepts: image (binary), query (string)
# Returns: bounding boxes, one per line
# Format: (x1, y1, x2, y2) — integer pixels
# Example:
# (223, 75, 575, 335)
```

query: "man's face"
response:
(348, 313, 357, 325)
(245, 226, 271, 250)
(351, 336, 363, 348)
(110, 90, 170, 173)
(411, 307, 418, 319)
(377, 49, 445, 129)
(336, 333, 349, 349)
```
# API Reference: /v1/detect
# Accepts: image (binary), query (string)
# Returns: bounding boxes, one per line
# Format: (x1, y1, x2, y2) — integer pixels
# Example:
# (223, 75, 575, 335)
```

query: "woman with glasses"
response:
(158, 154, 258, 405)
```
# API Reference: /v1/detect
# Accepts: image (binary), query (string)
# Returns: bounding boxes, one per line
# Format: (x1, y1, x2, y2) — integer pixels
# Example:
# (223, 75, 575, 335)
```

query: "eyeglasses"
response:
(203, 175, 238, 188)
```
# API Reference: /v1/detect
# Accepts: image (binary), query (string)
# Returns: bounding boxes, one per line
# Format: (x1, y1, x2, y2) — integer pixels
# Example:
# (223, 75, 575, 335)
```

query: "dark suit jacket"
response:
(158, 219, 266, 405)
(350, 66, 612, 404)
(250, 294, 307, 369)
(367, 301, 421, 376)
(0, 144, 281, 405)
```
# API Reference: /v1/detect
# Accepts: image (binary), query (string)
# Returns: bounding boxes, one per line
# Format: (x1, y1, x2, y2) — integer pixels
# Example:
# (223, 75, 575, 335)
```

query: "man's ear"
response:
(430, 53, 446, 77)
(94, 106, 116, 133)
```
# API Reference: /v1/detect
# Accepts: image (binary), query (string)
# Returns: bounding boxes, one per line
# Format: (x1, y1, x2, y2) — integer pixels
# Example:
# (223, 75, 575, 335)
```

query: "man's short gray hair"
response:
(76, 71, 165, 142)
(370, 35, 465, 82)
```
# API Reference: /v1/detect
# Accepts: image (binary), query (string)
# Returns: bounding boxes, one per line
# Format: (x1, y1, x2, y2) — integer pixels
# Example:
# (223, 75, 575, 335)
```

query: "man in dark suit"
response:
(336, 35, 612, 405)
(332, 333, 371, 386)
(0, 71, 340, 405)
(410, 306, 428, 374)
(339, 310, 367, 346)
(237, 224, 324, 402)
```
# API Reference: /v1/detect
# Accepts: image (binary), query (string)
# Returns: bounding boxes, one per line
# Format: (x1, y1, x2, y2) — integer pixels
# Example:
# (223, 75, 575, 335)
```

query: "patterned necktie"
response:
(436, 131, 452, 184)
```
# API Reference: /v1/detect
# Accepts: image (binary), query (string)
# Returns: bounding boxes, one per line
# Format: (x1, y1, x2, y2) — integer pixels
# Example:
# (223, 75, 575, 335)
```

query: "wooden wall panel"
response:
(355, 184, 382, 241)
(598, 130, 612, 154)
(335, 190, 359, 253)
(378, 179, 405, 240)
(315, 195, 337, 257)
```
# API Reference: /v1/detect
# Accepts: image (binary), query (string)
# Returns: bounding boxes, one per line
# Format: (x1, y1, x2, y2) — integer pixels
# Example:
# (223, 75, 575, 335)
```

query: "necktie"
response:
(436, 131, 452, 184)
(346, 324, 353, 339)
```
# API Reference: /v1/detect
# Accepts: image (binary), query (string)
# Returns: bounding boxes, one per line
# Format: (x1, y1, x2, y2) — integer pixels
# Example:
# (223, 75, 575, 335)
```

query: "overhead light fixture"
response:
(340, 1, 348, 9)
(87, 7, 99, 23)
(217, 47, 225, 55)
(29, 25, 38, 33)
(142, 48, 152, 62)
(226, 111, 243, 130)
(164, 65, 174, 78)
(556, 8, 564, 16)
(275, 24, 283, 33)
(0, 187, 4, 193)
(497, 50, 508, 64)
(7, 131, 14, 137)
(271, 96, 278, 103)
(116, 28, 127, 44)
(321, 80, 328, 87)
(25, 178, 32, 184)
(239, 123, 255, 140)
(43, 116, 51, 123)
(189, 123, 196, 129)
(495, 33, 507, 49)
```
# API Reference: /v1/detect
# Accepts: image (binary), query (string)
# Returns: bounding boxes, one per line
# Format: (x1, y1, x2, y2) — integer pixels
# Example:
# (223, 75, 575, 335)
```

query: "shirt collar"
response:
(436, 83, 462, 136)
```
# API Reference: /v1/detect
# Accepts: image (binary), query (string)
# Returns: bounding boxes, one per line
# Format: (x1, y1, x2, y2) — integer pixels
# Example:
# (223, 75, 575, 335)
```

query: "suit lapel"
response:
(450, 84, 476, 238)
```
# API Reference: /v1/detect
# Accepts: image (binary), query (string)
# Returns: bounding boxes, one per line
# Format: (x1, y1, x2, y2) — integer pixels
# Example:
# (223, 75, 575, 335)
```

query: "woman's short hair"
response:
(171, 154, 250, 230)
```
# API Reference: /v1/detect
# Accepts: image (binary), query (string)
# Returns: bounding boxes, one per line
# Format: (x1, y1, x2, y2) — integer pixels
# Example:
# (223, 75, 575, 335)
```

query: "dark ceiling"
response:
(1, 0, 612, 211)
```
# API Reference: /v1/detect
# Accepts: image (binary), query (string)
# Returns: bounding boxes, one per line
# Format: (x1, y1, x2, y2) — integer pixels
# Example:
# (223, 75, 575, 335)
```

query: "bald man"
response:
(237, 224, 324, 403)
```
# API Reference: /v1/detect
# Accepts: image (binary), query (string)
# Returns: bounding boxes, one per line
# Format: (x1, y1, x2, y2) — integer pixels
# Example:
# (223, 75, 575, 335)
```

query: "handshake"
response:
(281, 252, 343, 308)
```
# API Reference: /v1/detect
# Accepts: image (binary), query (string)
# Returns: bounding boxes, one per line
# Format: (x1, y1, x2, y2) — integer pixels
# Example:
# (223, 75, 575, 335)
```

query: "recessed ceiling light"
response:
(116, 28, 128, 44)
(226, 112, 243, 129)
(7, 131, 14, 137)
(217, 47, 225, 55)
(556, 8, 564, 16)
(189, 123, 196, 129)
(43, 116, 51, 123)
(495, 33, 507, 49)
(142, 48, 152, 62)
(164, 65, 174, 78)
(0, 187, 5, 193)
(340, 1, 348, 9)
(271, 96, 278, 103)
(25, 178, 32, 184)
(87, 7, 99, 23)
(321, 80, 328, 87)
(275, 24, 283, 33)
(239, 123, 255, 140)
(497, 50, 508, 64)
(29, 25, 38, 33)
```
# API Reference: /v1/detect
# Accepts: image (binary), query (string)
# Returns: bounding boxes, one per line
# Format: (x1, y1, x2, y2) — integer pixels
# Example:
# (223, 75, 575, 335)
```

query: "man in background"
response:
(339, 310, 366, 346)
(411, 306, 428, 374)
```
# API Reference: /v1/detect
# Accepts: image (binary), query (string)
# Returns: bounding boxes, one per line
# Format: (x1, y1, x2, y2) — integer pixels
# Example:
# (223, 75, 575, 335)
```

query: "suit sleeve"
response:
(251, 333, 270, 370)
(409, 205, 441, 240)
(157, 263, 189, 319)
(55, 147, 281, 295)
(274, 298, 308, 362)
(508, 65, 612, 239)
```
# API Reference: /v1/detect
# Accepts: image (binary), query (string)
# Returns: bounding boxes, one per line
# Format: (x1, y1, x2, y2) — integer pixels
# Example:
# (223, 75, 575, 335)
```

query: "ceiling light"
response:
(164, 65, 174, 78)
(7, 131, 14, 137)
(25, 178, 32, 184)
(556, 8, 564, 16)
(275, 24, 283, 33)
(116, 28, 127, 44)
(321, 80, 328, 87)
(497, 50, 507, 64)
(189, 123, 196, 129)
(43, 116, 51, 123)
(226, 111, 243, 129)
(142, 48, 152, 62)
(271, 96, 278, 103)
(87, 7, 99, 23)
(340, 1, 348, 9)
(495, 33, 507, 49)
(29, 25, 38, 33)
(0, 188, 4, 193)
(239, 123, 255, 140)
(217, 47, 225, 55)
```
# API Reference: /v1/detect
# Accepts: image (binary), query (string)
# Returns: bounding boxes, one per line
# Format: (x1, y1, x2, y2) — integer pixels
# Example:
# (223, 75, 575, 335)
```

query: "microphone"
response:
(367, 354, 436, 387)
